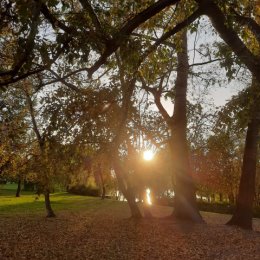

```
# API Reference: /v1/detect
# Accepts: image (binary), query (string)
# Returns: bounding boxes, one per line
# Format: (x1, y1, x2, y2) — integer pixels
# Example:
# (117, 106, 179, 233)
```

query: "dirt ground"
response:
(0, 205, 259, 260)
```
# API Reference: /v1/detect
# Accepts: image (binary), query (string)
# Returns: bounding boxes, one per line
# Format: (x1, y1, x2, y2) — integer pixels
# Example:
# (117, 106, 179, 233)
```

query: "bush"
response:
(68, 184, 100, 197)
(197, 201, 260, 218)
(197, 201, 234, 215)
(155, 197, 260, 218)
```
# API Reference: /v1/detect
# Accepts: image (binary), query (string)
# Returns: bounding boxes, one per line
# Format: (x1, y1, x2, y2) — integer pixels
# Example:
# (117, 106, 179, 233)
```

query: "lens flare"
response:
(143, 150, 154, 161)
(146, 188, 152, 205)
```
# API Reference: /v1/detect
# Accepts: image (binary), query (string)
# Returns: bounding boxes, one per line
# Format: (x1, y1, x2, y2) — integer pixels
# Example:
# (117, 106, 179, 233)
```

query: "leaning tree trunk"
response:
(26, 91, 56, 218)
(112, 156, 142, 218)
(44, 189, 56, 218)
(15, 179, 21, 197)
(227, 84, 260, 229)
(170, 31, 203, 223)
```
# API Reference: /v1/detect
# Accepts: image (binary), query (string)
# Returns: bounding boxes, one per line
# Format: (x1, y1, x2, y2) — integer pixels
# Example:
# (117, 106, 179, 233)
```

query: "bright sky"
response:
(159, 16, 250, 115)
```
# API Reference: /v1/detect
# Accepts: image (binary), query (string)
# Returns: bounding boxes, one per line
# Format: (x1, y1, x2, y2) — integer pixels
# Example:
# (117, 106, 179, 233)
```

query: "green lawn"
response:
(0, 184, 124, 216)
(1, 185, 260, 260)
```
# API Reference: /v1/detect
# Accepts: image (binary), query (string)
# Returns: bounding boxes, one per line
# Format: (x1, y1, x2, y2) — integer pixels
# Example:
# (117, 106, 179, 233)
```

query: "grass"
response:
(1, 188, 260, 260)
(1, 184, 259, 219)
(0, 184, 124, 216)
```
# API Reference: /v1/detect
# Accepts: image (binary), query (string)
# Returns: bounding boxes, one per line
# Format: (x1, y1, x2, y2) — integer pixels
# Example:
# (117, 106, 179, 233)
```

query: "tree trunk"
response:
(96, 164, 106, 200)
(44, 190, 56, 218)
(112, 157, 142, 218)
(227, 89, 260, 229)
(170, 31, 203, 223)
(15, 179, 21, 197)
(101, 185, 106, 200)
(219, 193, 223, 202)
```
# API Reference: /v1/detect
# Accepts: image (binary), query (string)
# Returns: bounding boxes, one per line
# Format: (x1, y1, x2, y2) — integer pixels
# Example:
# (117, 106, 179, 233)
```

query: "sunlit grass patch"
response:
(0, 187, 122, 216)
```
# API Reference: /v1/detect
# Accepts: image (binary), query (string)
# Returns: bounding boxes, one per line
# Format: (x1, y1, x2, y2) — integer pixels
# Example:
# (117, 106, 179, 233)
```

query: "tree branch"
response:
(230, 8, 260, 43)
(47, 69, 81, 92)
(140, 75, 171, 123)
(195, 0, 260, 82)
(24, 90, 43, 148)
(39, 2, 75, 34)
(140, 8, 203, 63)
(0, 1, 41, 78)
(131, 32, 176, 48)
(79, 0, 105, 38)
(87, 0, 180, 77)
(0, 68, 45, 90)
(189, 58, 223, 67)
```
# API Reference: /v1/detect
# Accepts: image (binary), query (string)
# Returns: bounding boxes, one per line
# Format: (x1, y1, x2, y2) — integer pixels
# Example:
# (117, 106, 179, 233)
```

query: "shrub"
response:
(68, 184, 100, 197)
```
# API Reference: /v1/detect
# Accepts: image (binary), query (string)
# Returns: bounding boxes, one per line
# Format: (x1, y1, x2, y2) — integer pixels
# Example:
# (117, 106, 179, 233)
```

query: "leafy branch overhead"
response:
(1, 0, 259, 89)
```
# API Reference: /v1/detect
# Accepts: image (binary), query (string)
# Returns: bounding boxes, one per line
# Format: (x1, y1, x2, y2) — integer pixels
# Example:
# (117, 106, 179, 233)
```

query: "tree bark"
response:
(15, 179, 21, 197)
(170, 31, 203, 223)
(227, 85, 260, 229)
(44, 190, 56, 218)
(112, 157, 142, 218)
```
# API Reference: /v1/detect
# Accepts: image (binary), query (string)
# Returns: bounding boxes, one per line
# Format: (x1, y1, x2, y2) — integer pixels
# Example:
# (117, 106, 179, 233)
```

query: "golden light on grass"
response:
(146, 188, 152, 205)
(143, 150, 154, 161)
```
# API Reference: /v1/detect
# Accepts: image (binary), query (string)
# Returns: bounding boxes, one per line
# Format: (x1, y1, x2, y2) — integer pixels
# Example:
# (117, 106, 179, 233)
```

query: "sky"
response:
(159, 16, 250, 116)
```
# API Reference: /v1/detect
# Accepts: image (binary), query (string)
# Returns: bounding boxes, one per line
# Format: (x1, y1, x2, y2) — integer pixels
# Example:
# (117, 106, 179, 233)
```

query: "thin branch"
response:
(140, 75, 171, 123)
(131, 32, 175, 49)
(47, 69, 81, 92)
(79, 0, 105, 38)
(189, 58, 223, 67)
(141, 8, 203, 62)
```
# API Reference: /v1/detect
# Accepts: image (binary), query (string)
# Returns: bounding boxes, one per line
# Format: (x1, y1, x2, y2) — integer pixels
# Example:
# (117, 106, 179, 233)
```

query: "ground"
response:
(0, 189, 260, 260)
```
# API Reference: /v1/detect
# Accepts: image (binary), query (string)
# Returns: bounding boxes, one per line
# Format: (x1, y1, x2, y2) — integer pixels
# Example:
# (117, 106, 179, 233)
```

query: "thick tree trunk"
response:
(227, 90, 260, 229)
(170, 31, 203, 223)
(16, 179, 21, 197)
(44, 190, 56, 218)
(113, 157, 142, 218)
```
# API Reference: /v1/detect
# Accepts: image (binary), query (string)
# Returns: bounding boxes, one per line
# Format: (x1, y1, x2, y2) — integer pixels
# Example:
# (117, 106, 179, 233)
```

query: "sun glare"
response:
(143, 150, 154, 161)
(146, 188, 152, 205)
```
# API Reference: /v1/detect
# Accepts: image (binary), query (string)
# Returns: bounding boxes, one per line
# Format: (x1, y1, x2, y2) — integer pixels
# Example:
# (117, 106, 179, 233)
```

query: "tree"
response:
(1, 0, 260, 226)
(0, 87, 30, 197)
(141, 30, 203, 222)
(227, 79, 260, 229)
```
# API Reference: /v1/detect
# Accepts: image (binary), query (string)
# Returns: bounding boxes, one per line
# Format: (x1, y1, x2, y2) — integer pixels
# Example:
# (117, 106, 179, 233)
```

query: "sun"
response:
(143, 150, 154, 161)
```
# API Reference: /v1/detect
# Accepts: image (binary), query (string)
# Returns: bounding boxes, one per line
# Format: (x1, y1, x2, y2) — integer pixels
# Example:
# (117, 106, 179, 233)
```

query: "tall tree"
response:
(23, 83, 56, 217)
(143, 31, 203, 222)
(227, 79, 260, 229)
